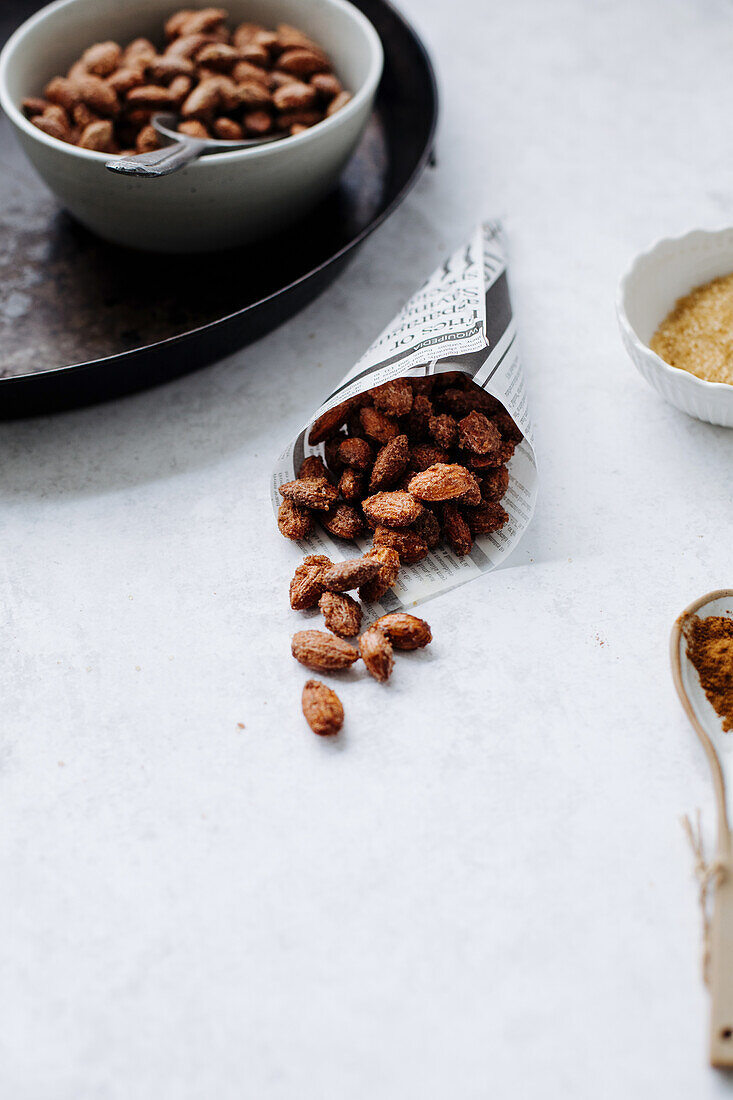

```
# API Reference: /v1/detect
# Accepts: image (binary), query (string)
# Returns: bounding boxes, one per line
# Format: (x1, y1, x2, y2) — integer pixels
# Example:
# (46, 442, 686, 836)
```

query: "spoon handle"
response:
(709, 833, 733, 1066)
(105, 137, 207, 178)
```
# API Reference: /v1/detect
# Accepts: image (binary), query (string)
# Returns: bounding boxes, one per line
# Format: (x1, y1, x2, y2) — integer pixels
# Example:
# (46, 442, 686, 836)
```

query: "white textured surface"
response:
(3, 0, 733, 1096)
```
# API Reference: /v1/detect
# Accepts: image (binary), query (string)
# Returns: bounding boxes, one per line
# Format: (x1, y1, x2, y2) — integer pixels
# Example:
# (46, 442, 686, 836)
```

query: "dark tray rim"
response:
(0, 0, 438, 393)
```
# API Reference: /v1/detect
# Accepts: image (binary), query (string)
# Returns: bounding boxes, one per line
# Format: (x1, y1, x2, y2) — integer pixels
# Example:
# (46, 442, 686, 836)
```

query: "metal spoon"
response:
(671, 589, 733, 1067)
(105, 112, 281, 178)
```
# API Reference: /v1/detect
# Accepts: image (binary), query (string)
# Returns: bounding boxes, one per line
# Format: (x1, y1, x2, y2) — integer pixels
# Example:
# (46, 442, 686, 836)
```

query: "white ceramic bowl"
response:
(617, 227, 733, 428)
(0, 0, 383, 252)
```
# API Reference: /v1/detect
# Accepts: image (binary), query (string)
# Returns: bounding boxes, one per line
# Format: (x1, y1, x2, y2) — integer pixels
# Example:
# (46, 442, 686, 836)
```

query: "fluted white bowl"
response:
(617, 227, 733, 427)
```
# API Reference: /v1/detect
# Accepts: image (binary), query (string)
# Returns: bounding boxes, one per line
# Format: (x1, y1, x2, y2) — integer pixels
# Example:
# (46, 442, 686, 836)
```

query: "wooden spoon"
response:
(671, 588, 733, 1067)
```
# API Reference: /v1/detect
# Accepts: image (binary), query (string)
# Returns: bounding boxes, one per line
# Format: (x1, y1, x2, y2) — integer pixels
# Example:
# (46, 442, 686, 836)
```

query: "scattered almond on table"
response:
(22, 9, 351, 155)
(277, 372, 521, 736)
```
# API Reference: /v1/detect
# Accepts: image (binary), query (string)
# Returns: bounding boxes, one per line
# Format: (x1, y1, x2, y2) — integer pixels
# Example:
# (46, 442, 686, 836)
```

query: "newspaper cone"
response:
(272, 222, 537, 611)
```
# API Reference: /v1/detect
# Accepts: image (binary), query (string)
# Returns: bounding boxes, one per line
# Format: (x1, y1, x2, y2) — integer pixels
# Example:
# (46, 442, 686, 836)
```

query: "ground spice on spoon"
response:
(684, 614, 733, 731)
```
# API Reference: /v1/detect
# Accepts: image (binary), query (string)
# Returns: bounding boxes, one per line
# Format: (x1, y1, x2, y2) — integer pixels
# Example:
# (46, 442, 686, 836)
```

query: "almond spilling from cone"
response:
(302, 680, 344, 736)
(282, 374, 522, 734)
(283, 373, 516, 557)
(23, 10, 351, 155)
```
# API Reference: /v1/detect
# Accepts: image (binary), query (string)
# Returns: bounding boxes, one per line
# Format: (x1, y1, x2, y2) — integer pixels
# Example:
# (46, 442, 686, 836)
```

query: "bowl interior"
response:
(623, 228, 733, 346)
(2, 0, 378, 118)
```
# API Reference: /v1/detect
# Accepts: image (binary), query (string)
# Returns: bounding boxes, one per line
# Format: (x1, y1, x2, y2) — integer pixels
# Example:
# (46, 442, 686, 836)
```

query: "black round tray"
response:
(0, 0, 437, 418)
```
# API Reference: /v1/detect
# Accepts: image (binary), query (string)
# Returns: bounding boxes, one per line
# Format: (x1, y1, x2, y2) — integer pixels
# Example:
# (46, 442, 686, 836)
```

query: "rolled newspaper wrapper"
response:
(272, 222, 538, 610)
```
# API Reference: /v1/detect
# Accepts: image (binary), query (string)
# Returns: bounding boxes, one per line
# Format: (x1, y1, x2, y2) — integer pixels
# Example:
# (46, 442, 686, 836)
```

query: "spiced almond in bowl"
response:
(23, 10, 353, 157)
(0, 0, 383, 251)
(617, 227, 733, 427)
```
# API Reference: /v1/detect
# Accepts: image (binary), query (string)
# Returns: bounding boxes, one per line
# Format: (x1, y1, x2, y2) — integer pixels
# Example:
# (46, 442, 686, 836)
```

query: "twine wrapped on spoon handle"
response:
(682, 810, 726, 987)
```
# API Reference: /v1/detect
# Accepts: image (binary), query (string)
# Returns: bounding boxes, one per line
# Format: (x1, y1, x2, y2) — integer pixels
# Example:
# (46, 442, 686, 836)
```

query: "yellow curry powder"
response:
(650, 273, 733, 384)
(684, 614, 733, 732)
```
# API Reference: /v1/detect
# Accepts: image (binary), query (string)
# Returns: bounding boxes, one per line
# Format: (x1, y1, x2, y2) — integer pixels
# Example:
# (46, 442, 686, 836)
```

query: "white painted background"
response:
(4, 0, 733, 1095)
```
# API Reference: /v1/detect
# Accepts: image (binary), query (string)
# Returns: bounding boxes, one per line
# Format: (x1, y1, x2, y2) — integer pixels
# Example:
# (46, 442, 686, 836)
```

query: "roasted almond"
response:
(406, 393, 434, 441)
(375, 613, 432, 650)
(178, 119, 209, 138)
(372, 379, 413, 417)
(180, 77, 221, 118)
(409, 443, 449, 472)
(232, 59, 270, 84)
(44, 77, 79, 111)
(168, 75, 194, 106)
(32, 114, 71, 142)
(165, 10, 195, 40)
(278, 477, 338, 511)
(212, 116, 243, 139)
(236, 80, 272, 107)
(21, 96, 49, 118)
(321, 503, 366, 541)
(108, 67, 145, 94)
(275, 23, 324, 53)
(39, 105, 72, 140)
(320, 558, 380, 593)
(326, 91, 351, 116)
(358, 545, 401, 602)
(291, 630, 359, 672)
(278, 499, 314, 540)
(209, 74, 240, 111)
(134, 123, 160, 152)
(123, 38, 157, 64)
(494, 410, 524, 443)
(276, 47, 329, 76)
(77, 118, 115, 150)
(369, 434, 409, 492)
(233, 21, 264, 44)
(458, 410, 502, 455)
(465, 500, 509, 536)
(429, 413, 459, 449)
(338, 437, 373, 472)
(458, 471, 483, 507)
(179, 8, 228, 36)
(407, 463, 475, 502)
(360, 405, 399, 445)
(126, 84, 173, 109)
(243, 110, 272, 135)
(146, 55, 196, 82)
(273, 80, 317, 111)
(338, 468, 365, 504)
(372, 526, 429, 565)
(323, 431, 346, 475)
(72, 102, 97, 128)
(443, 503, 473, 556)
(302, 679, 344, 736)
(298, 454, 332, 482)
(72, 73, 119, 116)
(237, 42, 270, 66)
(81, 41, 122, 76)
(275, 110, 322, 131)
(165, 33, 212, 60)
(359, 626, 394, 683)
(289, 555, 331, 610)
(310, 72, 342, 100)
(318, 591, 362, 638)
(412, 507, 441, 549)
(308, 399, 352, 444)
(195, 42, 241, 69)
(362, 491, 422, 529)
(481, 465, 510, 502)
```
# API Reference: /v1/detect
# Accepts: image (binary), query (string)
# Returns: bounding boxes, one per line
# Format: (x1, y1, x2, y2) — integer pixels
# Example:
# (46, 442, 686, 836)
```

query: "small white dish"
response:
(0, 0, 383, 252)
(617, 227, 733, 427)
